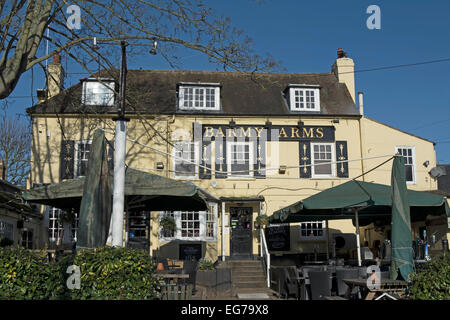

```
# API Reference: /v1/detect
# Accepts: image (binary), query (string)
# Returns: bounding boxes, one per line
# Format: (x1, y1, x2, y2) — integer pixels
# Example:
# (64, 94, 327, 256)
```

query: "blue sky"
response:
(5, 0, 450, 163)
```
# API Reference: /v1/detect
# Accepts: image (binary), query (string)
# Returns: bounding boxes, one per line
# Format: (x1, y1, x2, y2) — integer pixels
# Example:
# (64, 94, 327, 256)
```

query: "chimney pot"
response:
(358, 92, 364, 116)
(337, 48, 344, 59)
(52, 53, 61, 64)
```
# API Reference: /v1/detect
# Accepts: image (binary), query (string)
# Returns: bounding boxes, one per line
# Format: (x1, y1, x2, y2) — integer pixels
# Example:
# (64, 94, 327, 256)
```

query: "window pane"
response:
(313, 144, 333, 176)
(84, 81, 115, 106)
(174, 142, 196, 177)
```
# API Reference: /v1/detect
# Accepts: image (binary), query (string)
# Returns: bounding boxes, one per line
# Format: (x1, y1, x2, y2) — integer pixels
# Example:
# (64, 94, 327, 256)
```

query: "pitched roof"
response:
(27, 69, 360, 117)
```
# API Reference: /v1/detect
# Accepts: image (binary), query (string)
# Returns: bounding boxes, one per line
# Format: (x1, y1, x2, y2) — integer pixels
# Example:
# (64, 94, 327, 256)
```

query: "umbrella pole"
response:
(355, 208, 362, 267)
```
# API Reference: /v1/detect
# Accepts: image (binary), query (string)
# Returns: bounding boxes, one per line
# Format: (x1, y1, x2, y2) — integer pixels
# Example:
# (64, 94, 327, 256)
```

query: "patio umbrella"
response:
(270, 162, 450, 266)
(390, 156, 414, 281)
(23, 168, 210, 213)
(77, 129, 112, 248)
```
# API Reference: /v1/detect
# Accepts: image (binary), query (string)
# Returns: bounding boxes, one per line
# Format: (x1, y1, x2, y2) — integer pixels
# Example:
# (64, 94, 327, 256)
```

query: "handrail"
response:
(260, 228, 271, 288)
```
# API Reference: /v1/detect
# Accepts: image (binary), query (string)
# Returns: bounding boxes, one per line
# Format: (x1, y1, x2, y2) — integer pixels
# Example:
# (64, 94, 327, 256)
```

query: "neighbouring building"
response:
(26, 49, 447, 262)
(0, 179, 44, 249)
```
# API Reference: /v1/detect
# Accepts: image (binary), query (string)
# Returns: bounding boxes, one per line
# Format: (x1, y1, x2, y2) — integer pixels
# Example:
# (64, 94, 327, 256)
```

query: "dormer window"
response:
(288, 85, 320, 112)
(178, 83, 220, 111)
(82, 78, 115, 106)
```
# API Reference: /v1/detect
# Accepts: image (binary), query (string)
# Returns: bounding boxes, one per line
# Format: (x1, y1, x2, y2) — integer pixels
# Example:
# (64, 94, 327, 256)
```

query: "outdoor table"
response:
(343, 278, 408, 300)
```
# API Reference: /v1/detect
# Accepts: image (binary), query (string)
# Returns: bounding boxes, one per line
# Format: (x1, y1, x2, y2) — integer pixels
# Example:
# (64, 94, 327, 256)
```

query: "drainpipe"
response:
(358, 92, 366, 182)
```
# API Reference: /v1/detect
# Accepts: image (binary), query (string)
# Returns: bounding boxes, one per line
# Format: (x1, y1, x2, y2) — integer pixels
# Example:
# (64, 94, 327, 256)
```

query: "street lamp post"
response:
(111, 41, 130, 247)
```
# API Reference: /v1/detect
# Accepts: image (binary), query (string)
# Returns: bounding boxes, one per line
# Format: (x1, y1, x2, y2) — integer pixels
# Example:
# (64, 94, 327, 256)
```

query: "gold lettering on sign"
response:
(204, 127, 214, 138)
(216, 127, 225, 137)
(302, 127, 314, 138)
(291, 127, 300, 138)
(316, 127, 324, 138)
(227, 128, 237, 138)
(278, 127, 288, 138)
(254, 127, 264, 138)
(240, 127, 252, 138)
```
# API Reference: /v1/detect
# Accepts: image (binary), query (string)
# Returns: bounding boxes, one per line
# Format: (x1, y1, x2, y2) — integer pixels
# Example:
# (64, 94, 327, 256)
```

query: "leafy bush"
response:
(0, 246, 66, 299)
(67, 247, 160, 300)
(408, 253, 450, 300)
(160, 216, 176, 232)
(197, 260, 215, 270)
(0, 246, 161, 300)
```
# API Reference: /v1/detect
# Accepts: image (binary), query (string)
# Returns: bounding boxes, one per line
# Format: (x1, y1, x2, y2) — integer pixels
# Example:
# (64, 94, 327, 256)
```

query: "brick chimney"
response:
(331, 48, 355, 103)
(47, 53, 65, 98)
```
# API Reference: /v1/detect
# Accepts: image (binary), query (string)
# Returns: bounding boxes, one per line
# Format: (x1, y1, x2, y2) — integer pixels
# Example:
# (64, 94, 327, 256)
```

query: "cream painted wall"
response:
(360, 117, 438, 190)
(29, 113, 443, 259)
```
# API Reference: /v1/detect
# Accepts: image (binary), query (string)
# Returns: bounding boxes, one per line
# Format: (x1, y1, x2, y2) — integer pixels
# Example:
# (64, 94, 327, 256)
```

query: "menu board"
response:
(265, 224, 290, 251)
(179, 243, 202, 261)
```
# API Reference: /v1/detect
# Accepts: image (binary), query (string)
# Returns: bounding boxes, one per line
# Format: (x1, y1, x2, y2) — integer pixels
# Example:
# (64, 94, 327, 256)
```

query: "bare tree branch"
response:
(0, 102, 31, 186)
(0, 0, 282, 99)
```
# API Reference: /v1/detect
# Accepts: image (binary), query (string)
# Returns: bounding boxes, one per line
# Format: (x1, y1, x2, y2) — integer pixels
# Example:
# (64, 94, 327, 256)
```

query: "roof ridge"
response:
(124, 69, 333, 76)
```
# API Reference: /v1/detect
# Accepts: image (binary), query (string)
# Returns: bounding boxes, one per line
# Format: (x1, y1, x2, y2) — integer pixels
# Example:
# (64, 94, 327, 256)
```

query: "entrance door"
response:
(230, 207, 253, 257)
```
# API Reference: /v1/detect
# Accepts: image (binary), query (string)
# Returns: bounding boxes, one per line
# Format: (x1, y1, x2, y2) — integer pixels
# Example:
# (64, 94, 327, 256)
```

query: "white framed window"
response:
(49, 207, 63, 242)
(159, 203, 217, 241)
(311, 143, 335, 178)
(178, 85, 220, 110)
(180, 211, 200, 238)
(82, 80, 115, 106)
(300, 221, 326, 239)
(227, 141, 253, 178)
(74, 140, 92, 177)
(0, 220, 14, 241)
(289, 87, 320, 112)
(395, 146, 416, 184)
(173, 141, 199, 179)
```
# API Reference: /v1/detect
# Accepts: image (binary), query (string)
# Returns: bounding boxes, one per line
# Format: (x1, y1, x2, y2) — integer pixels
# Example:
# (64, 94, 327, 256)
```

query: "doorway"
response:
(230, 207, 253, 258)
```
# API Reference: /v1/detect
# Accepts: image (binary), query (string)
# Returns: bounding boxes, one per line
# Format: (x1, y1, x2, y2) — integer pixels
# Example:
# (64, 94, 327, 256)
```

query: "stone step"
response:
(233, 274, 267, 282)
(233, 281, 268, 289)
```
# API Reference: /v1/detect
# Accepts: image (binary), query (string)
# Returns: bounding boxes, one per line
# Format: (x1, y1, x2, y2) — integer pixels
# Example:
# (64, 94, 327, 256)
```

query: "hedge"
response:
(0, 246, 66, 299)
(407, 253, 450, 300)
(0, 246, 161, 300)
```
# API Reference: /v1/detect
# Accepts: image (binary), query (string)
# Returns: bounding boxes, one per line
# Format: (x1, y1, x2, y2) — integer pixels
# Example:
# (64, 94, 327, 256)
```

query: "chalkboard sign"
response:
(265, 224, 290, 251)
(179, 243, 202, 261)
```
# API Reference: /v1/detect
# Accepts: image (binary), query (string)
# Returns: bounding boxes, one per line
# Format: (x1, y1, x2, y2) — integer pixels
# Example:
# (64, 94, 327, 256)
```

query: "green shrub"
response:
(0, 246, 66, 300)
(197, 260, 215, 270)
(67, 247, 160, 300)
(0, 246, 161, 300)
(408, 253, 450, 300)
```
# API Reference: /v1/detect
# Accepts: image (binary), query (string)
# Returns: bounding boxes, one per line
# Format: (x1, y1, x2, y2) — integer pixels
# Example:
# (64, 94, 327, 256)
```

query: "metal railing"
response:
(260, 228, 271, 288)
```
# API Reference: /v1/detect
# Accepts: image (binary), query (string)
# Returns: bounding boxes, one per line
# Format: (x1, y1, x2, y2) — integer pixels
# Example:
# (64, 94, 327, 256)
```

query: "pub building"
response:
(27, 49, 447, 265)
